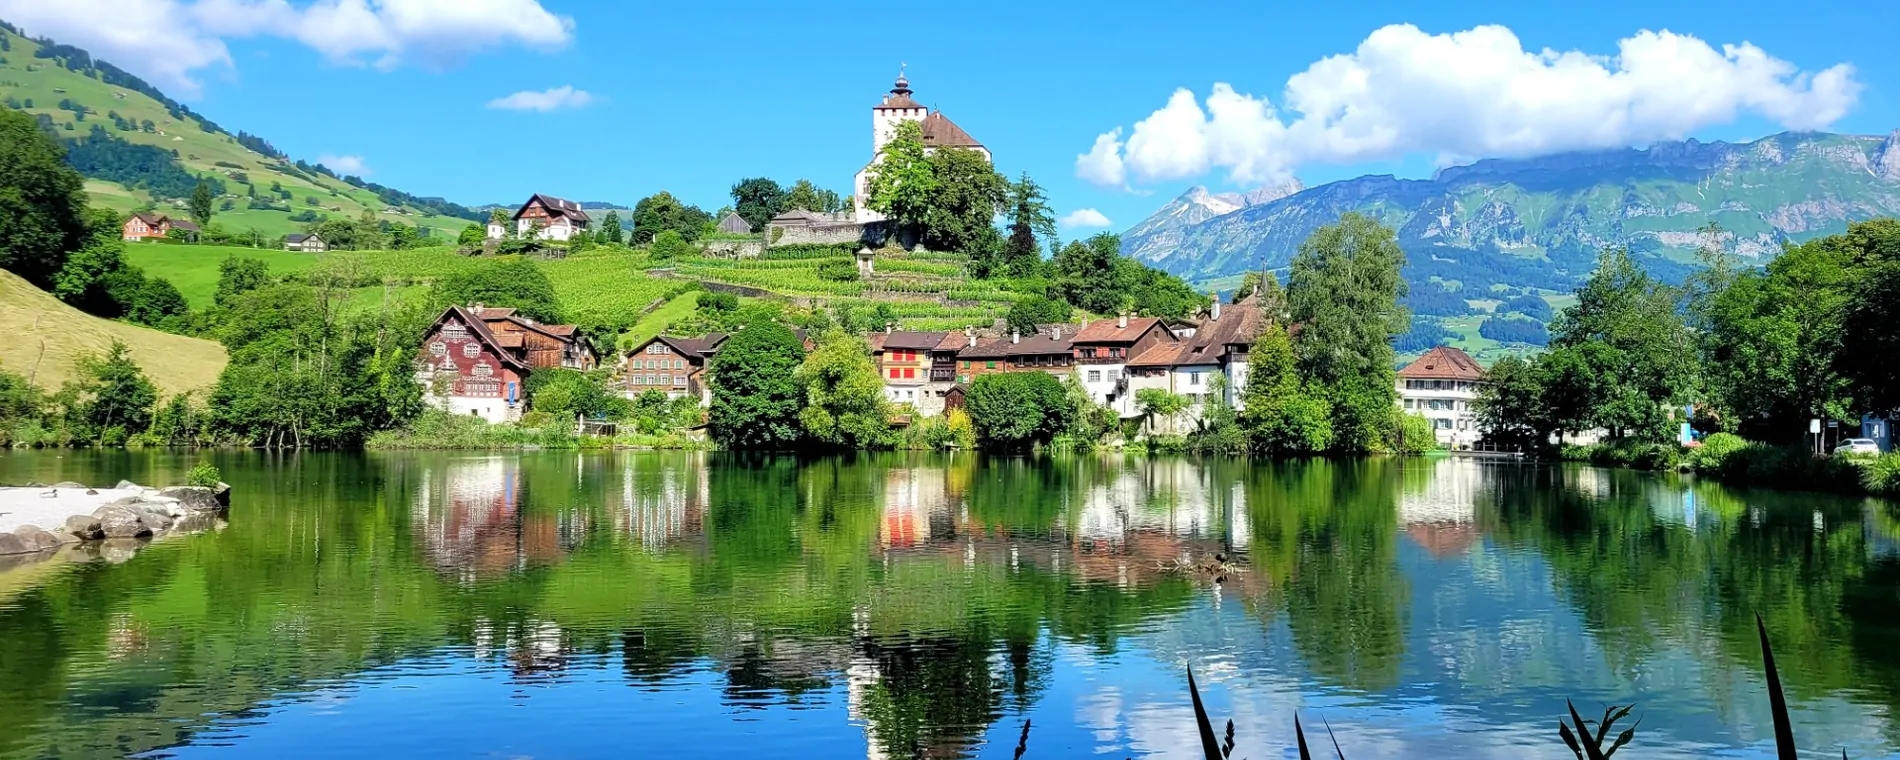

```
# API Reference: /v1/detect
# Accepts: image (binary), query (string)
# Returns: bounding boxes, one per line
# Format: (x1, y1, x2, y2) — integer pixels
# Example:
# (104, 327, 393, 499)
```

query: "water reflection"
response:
(0, 452, 1897, 759)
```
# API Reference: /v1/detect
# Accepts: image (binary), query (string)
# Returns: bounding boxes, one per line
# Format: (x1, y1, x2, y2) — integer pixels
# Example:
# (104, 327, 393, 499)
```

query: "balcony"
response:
(929, 368, 956, 382)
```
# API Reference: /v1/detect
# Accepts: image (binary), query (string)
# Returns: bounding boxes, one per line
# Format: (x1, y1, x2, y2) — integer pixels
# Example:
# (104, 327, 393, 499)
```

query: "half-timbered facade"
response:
(123, 213, 196, 241)
(418, 307, 531, 423)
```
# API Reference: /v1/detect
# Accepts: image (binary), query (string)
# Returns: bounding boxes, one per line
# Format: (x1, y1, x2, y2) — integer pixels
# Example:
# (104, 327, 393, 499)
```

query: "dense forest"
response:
(64, 125, 222, 200)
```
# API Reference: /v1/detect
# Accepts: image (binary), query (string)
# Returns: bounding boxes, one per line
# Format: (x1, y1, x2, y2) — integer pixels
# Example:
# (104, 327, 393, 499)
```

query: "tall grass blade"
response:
(1567, 701, 1608, 760)
(1322, 715, 1346, 759)
(1185, 666, 1225, 760)
(1295, 714, 1313, 760)
(1758, 614, 1798, 760)
(1012, 719, 1031, 760)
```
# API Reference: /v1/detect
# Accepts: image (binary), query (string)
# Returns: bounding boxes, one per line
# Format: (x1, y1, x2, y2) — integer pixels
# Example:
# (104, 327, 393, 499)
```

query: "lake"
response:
(1, 451, 1897, 759)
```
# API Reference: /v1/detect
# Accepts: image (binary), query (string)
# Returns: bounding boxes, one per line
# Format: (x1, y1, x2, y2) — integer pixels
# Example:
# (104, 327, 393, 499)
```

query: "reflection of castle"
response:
(1399, 458, 1482, 557)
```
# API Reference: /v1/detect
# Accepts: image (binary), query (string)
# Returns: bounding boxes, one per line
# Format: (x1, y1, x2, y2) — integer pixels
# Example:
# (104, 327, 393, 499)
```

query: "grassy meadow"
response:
(0, 269, 226, 396)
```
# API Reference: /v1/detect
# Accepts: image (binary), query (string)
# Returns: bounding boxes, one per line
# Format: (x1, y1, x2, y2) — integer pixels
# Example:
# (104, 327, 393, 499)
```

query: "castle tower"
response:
(871, 69, 928, 155)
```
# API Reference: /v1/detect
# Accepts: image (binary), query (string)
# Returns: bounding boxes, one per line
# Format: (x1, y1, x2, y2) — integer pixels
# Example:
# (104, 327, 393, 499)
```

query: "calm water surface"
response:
(1, 451, 1898, 759)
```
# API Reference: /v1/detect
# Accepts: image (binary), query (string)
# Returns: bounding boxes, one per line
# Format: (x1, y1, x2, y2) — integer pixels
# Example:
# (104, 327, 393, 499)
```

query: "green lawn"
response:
(621, 292, 702, 349)
(124, 245, 325, 308)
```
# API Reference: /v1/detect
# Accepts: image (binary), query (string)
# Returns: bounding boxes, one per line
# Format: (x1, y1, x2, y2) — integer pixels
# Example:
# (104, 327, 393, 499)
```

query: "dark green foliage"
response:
(814, 259, 859, 282)
(729, 177, 786, 232)
(210, 279, 425, 447)
(706, 321, 806, 449)
(698, 291, 739, 315)
(599, 209, 624, 244)
(631, 191, 712, 244)
(965, 372, 1071, 449)
(1403, 283, 1468, 317)
(66, 341, 157, 443)
(1832, 220, 1900, 417)
(215, 255, 271, 306)
(1052, 233, 1123, 313)
(1007, 296, 1070, 334)
(795, 331, 894, 449)
(1478, 315, 1549, 346)
(1549, 247, 1695, 442)
(188, 180, 215, 225)
(782, 179, 844, 215)
(0, 108, 91, 289)
(999, 173, 1055, 279)
(64, 125, 221, 200)
(1288, 213, 1407, 451)
(429, 258, 563, 323)
(1505, 292, 1554, 320)
(648, 229, 694, 262)
(864, 121, 1008, 255)
(125, 276, 187, 327)
(1394, 317, 1454, 353)
(525, 368, 630, 421)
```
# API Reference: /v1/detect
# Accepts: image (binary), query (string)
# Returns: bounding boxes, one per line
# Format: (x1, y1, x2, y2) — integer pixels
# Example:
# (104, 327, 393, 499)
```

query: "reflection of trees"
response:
(1239, 459, 1410, 691)
(855, 632, 1004, 759)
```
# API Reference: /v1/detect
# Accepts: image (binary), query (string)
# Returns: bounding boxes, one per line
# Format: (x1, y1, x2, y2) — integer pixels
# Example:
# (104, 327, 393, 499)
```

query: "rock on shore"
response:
(0, 481, 229, 559)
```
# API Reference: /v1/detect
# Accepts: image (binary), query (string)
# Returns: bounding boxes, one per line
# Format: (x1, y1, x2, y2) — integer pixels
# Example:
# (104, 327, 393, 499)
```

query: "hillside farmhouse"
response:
(417, 304, 596, 424)
(489, 194, 590, 242)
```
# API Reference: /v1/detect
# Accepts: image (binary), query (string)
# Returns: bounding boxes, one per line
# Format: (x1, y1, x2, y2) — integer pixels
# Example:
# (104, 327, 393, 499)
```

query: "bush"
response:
(185, 461, 221, 487)
(1687, 432, 1748, 472)
(1861, 453, 1900, 497)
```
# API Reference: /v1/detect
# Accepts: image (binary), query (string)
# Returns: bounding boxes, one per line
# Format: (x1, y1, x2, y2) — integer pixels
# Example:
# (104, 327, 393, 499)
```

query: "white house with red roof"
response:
(1397, 346, 1487, 447)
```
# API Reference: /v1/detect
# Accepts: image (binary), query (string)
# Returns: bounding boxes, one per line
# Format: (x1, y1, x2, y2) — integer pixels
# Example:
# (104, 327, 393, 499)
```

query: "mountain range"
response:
(1124, 130, 1900, 300)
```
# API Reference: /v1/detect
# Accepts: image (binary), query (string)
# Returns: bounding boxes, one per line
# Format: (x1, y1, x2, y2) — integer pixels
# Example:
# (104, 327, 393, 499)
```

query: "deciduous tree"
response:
(730, 177, 787, 232)
(795, 331, 894, 449)
(0, 108, 91, 289)
(707, 321, 807, 449)
(1287, 213, 1407, 451)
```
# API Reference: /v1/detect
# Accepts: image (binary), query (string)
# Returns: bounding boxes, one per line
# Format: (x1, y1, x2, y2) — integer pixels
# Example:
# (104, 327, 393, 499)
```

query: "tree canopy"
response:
(631, 191, 712, 244)
(795, 331, 894, 449)
(0, 108, 91, 289)
(707, 321, 807, 449)
(964, 372, 1071, 450)
(730, 177, 787, 232)
(1286, 212, 1408, 451)
(429, 258, 563, 324)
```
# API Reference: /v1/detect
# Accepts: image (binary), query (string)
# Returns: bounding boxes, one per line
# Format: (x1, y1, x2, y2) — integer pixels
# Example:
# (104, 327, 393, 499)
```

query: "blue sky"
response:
(12, 0, 1898, 231)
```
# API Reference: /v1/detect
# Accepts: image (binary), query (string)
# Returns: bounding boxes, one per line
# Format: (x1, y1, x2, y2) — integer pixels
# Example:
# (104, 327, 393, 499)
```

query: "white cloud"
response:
(316, 154, 370, 175)
(1078, 24, 1861, 187)
(485, 85, 593, 112)
(1059, 208, 1113, 229)
(0, 0, 574, 97)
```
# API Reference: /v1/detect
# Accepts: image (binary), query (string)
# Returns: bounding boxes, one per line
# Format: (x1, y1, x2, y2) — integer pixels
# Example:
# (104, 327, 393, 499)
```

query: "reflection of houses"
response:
(411, 456, 571, 581)
(620, 455, 710, 550)
(880, 466, 956, 549)
(1399, 458, 1482, 557)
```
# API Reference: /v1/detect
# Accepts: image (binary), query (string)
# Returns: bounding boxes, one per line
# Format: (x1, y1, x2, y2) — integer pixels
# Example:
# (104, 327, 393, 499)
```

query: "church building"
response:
(852, 71, 990, 222)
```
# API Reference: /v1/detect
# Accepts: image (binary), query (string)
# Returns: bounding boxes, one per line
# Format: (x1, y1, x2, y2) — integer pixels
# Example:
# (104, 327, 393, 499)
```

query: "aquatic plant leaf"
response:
(1322, 715, 1346, 759)
(1758, 614, 1797, 760)
(1012, 719, 1031, 760)
(1186, 666, 1225, 760)
(1295, 714, 1313, 760)
(1559, 721, 1585, 760)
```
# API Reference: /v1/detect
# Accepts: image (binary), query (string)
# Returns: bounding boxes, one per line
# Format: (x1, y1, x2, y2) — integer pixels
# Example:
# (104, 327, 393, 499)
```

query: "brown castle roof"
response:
(920, 111, 982, 149)
(1398, 346, 1484, 381)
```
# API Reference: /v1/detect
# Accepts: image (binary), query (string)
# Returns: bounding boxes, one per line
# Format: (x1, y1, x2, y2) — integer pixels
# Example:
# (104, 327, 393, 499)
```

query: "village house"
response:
(853, 71, 991, 223)
(1071, 315, 1176, 417)
(490, 194, 591, 242)
(283, 232, 327, 252)
(621, 334, 727, 405)
(122, 213, 199, 242)
(1397, 346, 1486, 448)
(416, 305, 594, 424)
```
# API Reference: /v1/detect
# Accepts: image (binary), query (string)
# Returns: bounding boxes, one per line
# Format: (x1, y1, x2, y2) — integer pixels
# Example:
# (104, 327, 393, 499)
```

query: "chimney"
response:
(1011, 330, 1020, 344)
(470, 302, 484, 314)
(968, 328, 977, 347)
(1211, 298, 1222, 321)
(1118, 313, 1128, 329)
(1052, 327, 1061, 340)
(885, 321, 894, 334)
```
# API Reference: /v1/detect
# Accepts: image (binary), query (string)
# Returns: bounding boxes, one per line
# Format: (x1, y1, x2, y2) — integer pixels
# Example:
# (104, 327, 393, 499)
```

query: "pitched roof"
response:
(285, 233, 313, 243)
(1189, 302, 1265, 352)
(469, 306, 518, 319)
(427, 306, 528, 372)
(1073, 317, 1167, 344)
(920, 111, 982, 149)
(769, 208, 823, 224)
(1398, 346, 1484, 381)
(516, 194, 591, 223)
(130, 212, 166, 226)
(717, 212, 751, 234)
(1127, 342, 1189, 368)
(935, 332, 974, 351)
(879, 331, 949, 351)
(873, 76, 922, 110)
(958, 333, 1073, 359)
(167, 219, 200, 232)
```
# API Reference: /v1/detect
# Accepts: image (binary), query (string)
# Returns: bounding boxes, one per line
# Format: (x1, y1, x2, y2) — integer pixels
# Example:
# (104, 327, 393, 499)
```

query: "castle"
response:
(851, 70, 990, 222)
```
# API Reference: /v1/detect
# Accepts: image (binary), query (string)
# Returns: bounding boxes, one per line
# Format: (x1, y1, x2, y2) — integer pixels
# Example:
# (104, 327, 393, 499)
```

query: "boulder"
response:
(211, 481, 231, 507)
(156, 487, 223, 514)
(99, 538, 141, 564)
(0, 533, 30, 555)
(64, 514, 104, 541)
(114, 479, 144, 491)
(96, 506, 153, 539)
(100, 496, 148, 511)
(14, 526, 62, 552)
(52, 481, 87, 489)
(133, 507, 175, 531)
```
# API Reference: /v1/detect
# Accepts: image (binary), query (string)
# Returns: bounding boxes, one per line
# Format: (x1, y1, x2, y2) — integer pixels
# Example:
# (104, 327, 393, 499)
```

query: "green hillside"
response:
(0, 25, 480, 242)
(0, 269, 225, 396)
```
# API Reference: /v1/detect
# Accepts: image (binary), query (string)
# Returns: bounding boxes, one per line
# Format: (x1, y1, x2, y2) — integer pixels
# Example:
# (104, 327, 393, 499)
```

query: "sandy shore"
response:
(0, 487, 147, 534)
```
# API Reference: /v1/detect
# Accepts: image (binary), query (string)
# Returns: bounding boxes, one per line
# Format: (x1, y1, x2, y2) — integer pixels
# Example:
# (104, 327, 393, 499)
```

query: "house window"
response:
(958, 375, 969, 384)
(890, 368, 900, 379)
(1437, 419, 1453, 430)
(1190, 372, 1203, 386)
(675, 375, 686, 385)
(986, 361, 996, 369)
(1111, 348, 1125, 358)
(462, 343, 481, 358)
(633, 376, 644, 385)
(646, 344, 665, 354)
(429, 342, 447, 356)
(1404, 399, 1414, 409)
(961, 361, 969, 369)
(1105, 370, 1119, 382)
(903, 367, 916, 379)
(1081, 348, 1097, 359)
(1087, 370, 1101, 382)
(1458, 419, 1469, 430)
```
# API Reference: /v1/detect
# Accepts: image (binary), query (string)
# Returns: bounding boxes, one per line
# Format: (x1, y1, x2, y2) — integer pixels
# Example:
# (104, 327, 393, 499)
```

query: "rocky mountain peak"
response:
(1876, 129, 1900, 182)
(1243, 179, 1305, 206)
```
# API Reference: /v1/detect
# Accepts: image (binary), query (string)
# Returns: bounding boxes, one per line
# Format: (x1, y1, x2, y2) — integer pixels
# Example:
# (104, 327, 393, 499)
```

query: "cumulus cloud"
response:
(1059, 208, 1113, 229)
(316, 154, 370, 175)
(1078, 24, 1862, 187)
(0, 0, 574, 97)
(486, 85, 593, 112)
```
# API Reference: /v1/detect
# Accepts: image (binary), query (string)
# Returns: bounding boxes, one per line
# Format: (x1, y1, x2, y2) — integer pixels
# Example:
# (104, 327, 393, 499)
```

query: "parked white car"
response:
(1834, 438, 1882, 456)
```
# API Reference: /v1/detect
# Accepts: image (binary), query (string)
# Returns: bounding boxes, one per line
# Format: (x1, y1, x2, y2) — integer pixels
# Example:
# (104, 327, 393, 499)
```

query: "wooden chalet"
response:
(418, 304, 593, 423)
(507, 194, 591, 242)
(123, 213, 197, 241)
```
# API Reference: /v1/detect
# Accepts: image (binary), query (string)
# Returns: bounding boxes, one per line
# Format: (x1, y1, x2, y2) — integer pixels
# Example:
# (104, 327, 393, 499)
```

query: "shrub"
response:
(1687, 432, 1748, 472)
(1859, 453, 1900, 497)
(185, 461, 221, 487)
